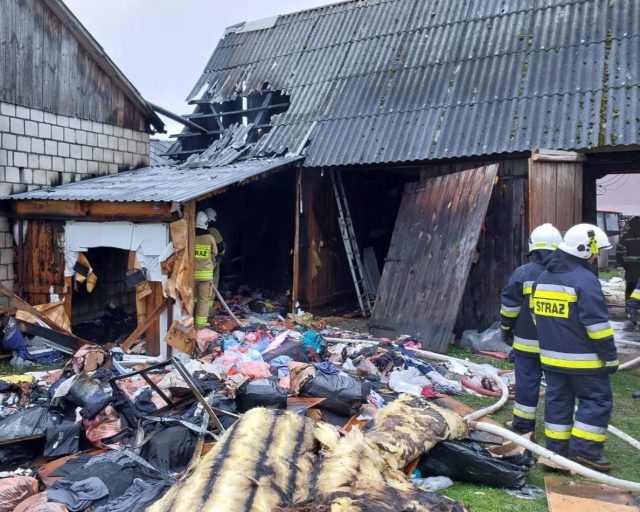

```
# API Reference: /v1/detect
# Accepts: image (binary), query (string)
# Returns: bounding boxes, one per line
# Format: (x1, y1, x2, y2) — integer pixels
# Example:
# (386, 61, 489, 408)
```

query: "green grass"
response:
(0, 359, 66, 377)
(600, 266, 625, 281)
(439, 348, 640, 511)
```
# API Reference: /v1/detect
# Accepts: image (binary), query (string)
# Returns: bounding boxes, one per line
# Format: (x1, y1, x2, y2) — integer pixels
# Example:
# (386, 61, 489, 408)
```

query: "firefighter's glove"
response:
(501, 328, 514, 347)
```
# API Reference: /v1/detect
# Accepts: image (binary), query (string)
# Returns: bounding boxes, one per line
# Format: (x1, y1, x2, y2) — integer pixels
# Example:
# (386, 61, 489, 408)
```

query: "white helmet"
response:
(528, 223, 562, 252)
(558, 223, 611, 259)
(196, 211, 209, 230)
(204, 208, 217, 223)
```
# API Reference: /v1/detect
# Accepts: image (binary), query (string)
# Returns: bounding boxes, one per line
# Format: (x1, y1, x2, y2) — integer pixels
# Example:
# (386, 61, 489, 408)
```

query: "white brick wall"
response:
(0, 100, 151, 293)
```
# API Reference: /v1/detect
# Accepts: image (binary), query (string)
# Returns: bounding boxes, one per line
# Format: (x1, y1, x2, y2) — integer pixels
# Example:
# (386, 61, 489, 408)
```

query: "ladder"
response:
(330, 170, 374, 317)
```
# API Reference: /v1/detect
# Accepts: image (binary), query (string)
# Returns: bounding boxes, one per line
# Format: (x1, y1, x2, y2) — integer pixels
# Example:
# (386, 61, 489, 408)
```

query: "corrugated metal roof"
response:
(149, 139, 174, 166)
(186, 0, 640, 167)
(7, 156, 302, 203)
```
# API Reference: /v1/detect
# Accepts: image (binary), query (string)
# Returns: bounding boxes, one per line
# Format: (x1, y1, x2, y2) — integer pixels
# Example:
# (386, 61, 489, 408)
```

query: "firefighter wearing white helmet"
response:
(531, 223, 618, 472)
(194, 211, 218, 330)
(499, 223, 562, 435)
(204, 208, 225, 302)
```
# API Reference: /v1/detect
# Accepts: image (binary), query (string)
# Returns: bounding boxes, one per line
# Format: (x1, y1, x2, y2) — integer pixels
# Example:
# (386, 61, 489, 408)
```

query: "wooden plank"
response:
(184, 201, 196, 317)
(292, 168, 301, 313)
(120, 298, 170, 353)
(15, 200, 174, 220)
(545, 476, 639, 512)
(0, 283, 73, 335)
(370, 165, 498, 352)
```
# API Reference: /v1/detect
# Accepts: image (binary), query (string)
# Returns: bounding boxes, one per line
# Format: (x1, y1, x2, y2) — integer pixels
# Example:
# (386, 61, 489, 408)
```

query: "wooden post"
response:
(292, 167, 302, 313)
(184, 201, 196, 316)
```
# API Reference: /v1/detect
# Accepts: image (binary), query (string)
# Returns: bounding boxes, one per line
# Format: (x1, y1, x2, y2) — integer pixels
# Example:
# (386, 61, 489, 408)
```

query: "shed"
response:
(8, 0, 640, 353)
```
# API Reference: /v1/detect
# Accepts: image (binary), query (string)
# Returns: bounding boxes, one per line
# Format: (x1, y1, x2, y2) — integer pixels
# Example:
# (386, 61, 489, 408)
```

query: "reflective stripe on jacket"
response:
(194, 233, 217, 281)
(531, 250, 618, 374)
(500, 252, 549, 357)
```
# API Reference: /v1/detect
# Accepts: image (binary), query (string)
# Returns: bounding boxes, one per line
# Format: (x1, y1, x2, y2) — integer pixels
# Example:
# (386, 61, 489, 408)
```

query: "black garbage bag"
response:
(44, 420, 81, 459)
(0, 405, 59, 442)
(419, 440, 533, 489)
(66, 375, 112, 419)
(211, 395, 239, 429)
(299, 369, 371, 416)
(235, 378, 288, 413)
(141, 425, 197, 473)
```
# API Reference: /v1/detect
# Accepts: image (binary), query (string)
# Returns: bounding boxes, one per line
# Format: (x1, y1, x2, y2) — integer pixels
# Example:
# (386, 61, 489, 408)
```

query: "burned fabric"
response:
(147, 408, 319, 512)
(148, 398, 466, 512)
(365, 394, 467, 470)
(44, 421, 81, 459)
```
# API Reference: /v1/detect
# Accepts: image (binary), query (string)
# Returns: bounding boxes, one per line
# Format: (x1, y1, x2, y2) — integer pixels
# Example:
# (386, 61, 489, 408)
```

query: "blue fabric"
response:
(2, 320, 30, 360)
(500, 252, 548, 357)
(29, 350, 65, 364)
(512, 352, 542, 433)
(544, 370, 612, 460)
(270, 355, 293, 379)
(532, 250, 618, 374)
(313, 362, 340, 375)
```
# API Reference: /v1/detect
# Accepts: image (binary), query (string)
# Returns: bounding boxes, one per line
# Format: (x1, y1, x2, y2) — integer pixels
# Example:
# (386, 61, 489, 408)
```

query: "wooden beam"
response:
(15, 200, 174, 220)
(120, 298, 170, 353)
(185, 201, 196, 317)
(0, 283, 74, 335)
(292, 167, 301, 313)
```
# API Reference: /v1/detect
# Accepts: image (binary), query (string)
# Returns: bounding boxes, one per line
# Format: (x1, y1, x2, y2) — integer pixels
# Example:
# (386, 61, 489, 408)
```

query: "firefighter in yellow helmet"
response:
(194, 211, 218, 330)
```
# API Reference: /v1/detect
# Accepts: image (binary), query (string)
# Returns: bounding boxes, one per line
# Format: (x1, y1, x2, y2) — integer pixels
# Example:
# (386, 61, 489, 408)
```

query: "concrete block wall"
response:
(0, 100, 151, 294)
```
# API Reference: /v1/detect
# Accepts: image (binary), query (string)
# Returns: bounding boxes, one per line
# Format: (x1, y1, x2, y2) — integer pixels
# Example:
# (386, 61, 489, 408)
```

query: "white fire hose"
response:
(406, 346, 640, 492)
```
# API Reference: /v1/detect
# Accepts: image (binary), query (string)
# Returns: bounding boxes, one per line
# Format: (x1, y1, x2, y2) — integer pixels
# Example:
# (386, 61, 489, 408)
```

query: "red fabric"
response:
(421, 387, 437, 399)
(474, 350, 509, 361)
(238, 361, 272, 379)
(0, 476, 39, 512)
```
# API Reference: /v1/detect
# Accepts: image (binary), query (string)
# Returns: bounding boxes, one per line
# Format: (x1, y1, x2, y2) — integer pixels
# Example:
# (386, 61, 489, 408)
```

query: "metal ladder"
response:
(330, 170, 374, 317)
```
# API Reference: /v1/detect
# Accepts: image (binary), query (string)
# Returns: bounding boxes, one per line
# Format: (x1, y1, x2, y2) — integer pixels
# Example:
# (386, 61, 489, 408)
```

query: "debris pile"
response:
(0, 301, 536, 511)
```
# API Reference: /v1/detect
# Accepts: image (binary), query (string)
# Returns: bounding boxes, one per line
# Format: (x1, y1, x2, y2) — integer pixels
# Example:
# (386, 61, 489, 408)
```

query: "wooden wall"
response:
(418, 157, 530, 333)
(0, 0, 149, 131)
(16, 219, 66, 306)
(529, 151, 584, 232)
(297, 170, 352, 309)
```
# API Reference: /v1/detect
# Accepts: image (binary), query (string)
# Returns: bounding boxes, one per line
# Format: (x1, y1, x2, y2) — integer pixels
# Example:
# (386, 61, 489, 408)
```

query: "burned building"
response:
(6, 0, 640, 353)
(0, 0, 164, 293)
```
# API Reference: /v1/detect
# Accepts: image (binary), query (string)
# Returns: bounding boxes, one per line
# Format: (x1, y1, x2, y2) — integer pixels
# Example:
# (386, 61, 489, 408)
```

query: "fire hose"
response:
(324, 337, 640, 489)
(407, 346, 640, 492)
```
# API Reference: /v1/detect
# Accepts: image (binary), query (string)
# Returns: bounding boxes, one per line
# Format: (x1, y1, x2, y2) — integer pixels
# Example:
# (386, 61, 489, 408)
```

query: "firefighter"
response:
(500, 223, 562, 435)
(532, 223, 618, 472)
(204, 208, 225, 305)
(194, 211, 218, 330)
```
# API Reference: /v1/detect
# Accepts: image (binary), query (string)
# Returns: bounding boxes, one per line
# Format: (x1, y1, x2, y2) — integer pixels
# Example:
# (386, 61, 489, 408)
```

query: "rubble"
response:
(0, 297, 536, 511)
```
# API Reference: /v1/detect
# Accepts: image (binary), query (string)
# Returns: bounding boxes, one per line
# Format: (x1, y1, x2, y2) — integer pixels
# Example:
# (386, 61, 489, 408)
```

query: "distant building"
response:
(597, 174, 640, 216)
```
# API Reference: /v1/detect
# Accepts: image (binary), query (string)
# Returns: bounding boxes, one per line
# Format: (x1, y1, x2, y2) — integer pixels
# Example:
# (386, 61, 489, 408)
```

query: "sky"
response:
(64, 0, 339, 136)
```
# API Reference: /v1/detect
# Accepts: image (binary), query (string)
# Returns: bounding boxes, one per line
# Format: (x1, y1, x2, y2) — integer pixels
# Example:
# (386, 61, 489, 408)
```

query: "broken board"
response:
(545, 476, 640, 512)
(370, 165, 498, 353)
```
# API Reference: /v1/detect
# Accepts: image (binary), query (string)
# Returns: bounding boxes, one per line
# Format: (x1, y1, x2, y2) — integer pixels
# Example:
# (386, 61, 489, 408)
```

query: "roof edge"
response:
(44, 0, 165, 133)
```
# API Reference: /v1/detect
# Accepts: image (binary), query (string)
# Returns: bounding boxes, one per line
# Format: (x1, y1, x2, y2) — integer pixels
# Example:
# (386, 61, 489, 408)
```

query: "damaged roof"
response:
(8, 156, 302, 203)
(187, 0, 640, 166)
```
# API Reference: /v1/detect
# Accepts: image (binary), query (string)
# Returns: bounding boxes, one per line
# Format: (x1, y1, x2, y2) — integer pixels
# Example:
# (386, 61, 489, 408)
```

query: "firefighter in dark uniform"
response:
(532, 223, 619, 472)
(500, 223, 562, 434)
